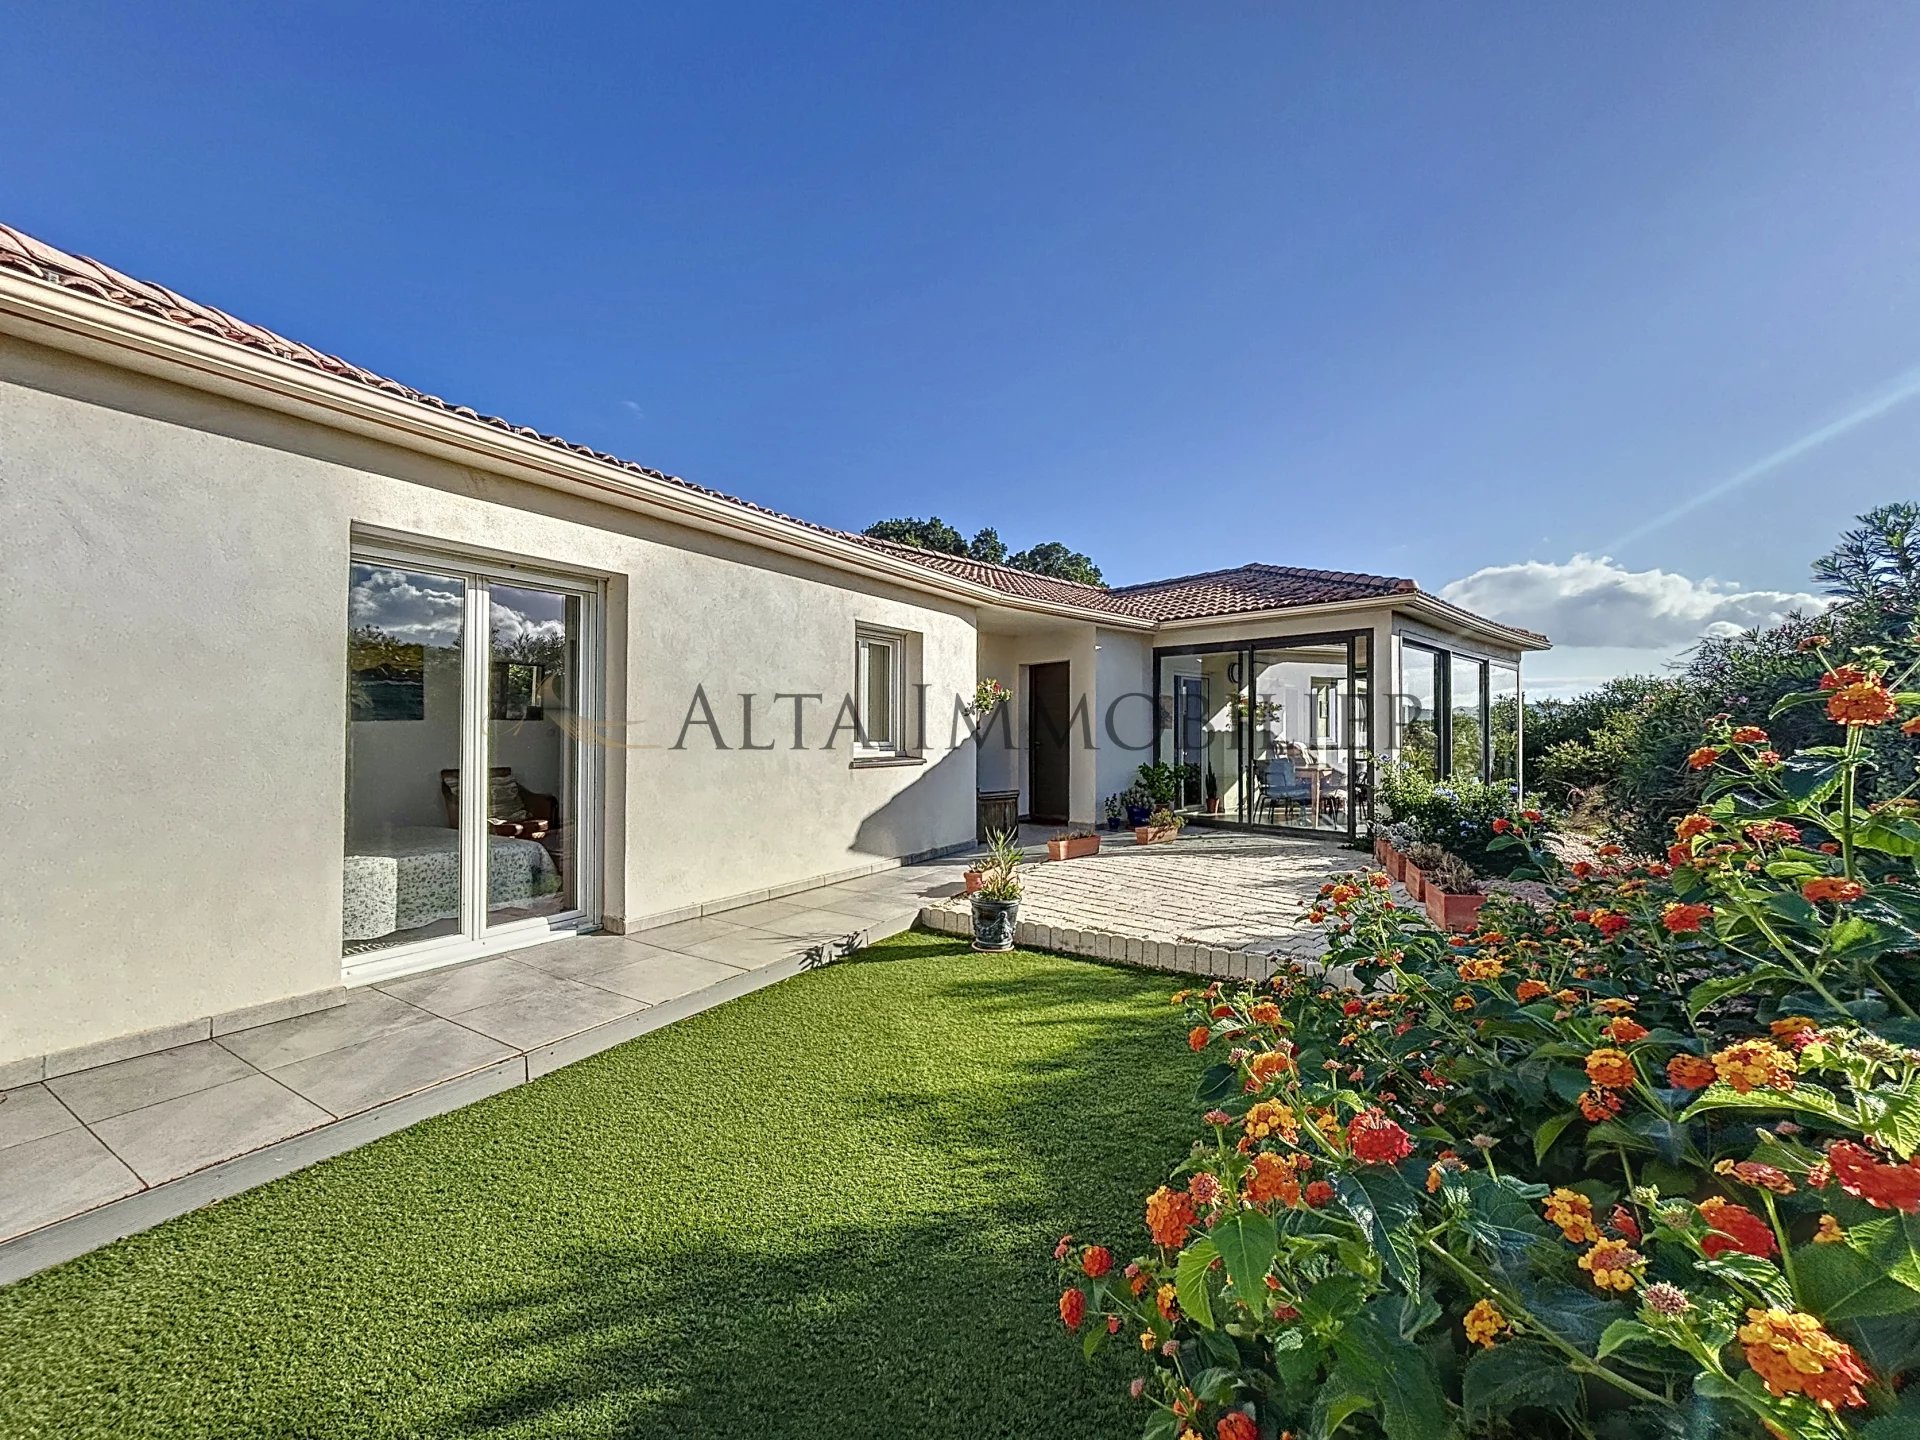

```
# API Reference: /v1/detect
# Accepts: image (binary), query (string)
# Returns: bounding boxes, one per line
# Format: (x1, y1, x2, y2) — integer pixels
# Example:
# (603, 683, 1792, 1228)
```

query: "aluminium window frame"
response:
(853, 627, 908, 759)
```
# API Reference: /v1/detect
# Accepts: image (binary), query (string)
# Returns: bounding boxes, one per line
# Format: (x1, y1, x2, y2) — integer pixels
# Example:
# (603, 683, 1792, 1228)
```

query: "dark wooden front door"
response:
(1028, 661, 1072, 824)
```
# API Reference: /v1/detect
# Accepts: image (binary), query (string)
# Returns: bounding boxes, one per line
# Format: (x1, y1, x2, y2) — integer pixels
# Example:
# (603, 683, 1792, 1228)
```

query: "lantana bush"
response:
(1054, 640, 1920, 1439)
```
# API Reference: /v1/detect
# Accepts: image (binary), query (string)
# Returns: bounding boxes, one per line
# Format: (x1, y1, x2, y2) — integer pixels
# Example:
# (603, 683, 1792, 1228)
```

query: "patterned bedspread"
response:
(343, 825, 561, 942)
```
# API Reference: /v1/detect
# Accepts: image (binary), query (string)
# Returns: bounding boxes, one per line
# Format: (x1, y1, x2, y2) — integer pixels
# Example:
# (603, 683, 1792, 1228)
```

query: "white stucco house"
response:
(0, 221, 1547, 1081)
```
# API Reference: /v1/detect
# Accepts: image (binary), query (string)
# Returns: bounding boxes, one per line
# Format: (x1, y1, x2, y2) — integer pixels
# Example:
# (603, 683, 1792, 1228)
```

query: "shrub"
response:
(1053, 642, 1920, 1439)
(1376, 759, 1546, 878)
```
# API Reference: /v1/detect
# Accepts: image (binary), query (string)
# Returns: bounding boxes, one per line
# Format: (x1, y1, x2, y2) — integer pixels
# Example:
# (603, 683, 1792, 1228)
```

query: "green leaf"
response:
(1775, 753, 1843, 802)
(1686, 965, 1798, 1018)
(1867, 1090, 1920, 1160)
(1679, 1079, 1852, 1126)
(1850, 1213, 1920, 1295)
(1797, 1236, 1920, 1320)
(1325, 1307, 1459, 1440)
(1195, 1063, 1238, 1105)
(1461, 1339, 1579, 1417)
(1857, 815, 1920, 858)
(1209, 1210, 1277, 1319)
(1333, 1170, 1423, 1296)
(1596, 1317, 1659, 1359)
(1700, 1253, 1793, 1310)
(1534, 1110, 1576, 1164)
(1174, 1237, 1219, 1331)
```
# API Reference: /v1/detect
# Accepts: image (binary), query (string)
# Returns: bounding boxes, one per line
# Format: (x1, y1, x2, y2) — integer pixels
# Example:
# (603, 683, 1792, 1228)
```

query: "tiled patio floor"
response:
(0, 828, 1363, 1284)
(0, 860, 970, 1281)
(924, 826, 1368, 978)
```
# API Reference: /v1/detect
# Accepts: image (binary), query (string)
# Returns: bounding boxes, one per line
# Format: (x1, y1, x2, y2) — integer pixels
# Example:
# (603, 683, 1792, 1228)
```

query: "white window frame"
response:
(854, 628, 906, 758)
(344, 532, 604, 985)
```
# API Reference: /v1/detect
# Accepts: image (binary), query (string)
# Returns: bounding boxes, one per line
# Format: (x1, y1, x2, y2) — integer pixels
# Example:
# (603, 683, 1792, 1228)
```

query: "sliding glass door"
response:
(343, 546, 597, 974)
(1154, 632, 1370, 838)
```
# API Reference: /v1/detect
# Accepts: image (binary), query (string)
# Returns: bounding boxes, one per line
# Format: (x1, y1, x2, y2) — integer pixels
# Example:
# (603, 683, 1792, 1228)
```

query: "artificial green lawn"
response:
(0, 934, 1203, 1440)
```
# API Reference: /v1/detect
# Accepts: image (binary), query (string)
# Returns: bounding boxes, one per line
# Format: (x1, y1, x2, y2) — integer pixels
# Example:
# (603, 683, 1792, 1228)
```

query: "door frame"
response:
(343, 534, 605, 985)
(1026, 660, 1073, 825)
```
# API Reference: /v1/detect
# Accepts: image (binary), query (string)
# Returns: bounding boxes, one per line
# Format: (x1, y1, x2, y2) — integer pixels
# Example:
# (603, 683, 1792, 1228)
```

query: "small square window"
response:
(855, 630, 904, 756)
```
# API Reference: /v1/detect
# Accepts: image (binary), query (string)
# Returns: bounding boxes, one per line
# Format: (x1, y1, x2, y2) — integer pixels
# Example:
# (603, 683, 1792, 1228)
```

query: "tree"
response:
(1812, 501, 1920, 600)
(861, 519, 1106, 586)
(862, 516, 966, 555)
(1009, 540, 1104, 586)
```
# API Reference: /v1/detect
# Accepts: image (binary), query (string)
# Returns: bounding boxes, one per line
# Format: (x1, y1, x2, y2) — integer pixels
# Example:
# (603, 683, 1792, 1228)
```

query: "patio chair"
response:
(1257, 758, 1313, 824)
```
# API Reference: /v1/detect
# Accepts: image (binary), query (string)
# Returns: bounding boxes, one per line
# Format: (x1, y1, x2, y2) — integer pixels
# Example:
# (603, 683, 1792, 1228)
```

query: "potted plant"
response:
(970, 828, 1023, 951)
(1047, 827, 1101, 861)
(1135, 806, 1184, 845)
(1135, 762, 1181, 812)
(1421, 852, 1487, 932)
(1400, 841, 1449, 902)
(1122, 784, 1154, 828)
(1103, 794, 1126, 832)
(1203, 766, 1222, 814)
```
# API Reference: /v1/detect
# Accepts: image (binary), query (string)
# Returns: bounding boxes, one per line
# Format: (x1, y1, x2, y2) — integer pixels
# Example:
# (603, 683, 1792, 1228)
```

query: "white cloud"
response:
(1439, 555, 1825, 650)
(349, 567, 465, 647)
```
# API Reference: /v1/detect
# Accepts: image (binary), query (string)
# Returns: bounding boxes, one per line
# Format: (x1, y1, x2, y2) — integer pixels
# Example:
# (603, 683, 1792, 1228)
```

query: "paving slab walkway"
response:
(925, 827, 1367, 980)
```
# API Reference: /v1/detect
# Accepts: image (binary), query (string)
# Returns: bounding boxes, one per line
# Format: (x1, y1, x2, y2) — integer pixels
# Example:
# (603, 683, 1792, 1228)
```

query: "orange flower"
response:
(1242, 1099, 1297, 1143)
(1156, 1282, 1179, 1322)
(1602, 1016, 1649, 1044)
(1146, 1186, 1197, 1249)
(1815, 1214, 1846, 1244)
(1578, 1237, 1644, 1292)
(1829, 1141, 1920, 1212)
(1731, 726, 1769, 744)
(1463, 1298, 1507, 1348)
(1590, 909, 1630, 939)
(1699, 1196, 1777, 1258)
(1661, 902, 1712, 934)
(1515, 979, 1549, 1003)
(1716, 1159, 1796, 1196)
(1904, 714, 1920, 737)
(1216, 1413, 1258, 1440)
(1675, 813, 1715, 841)
(1666, 1053, 1716, 1090)
(1059, 1286, 1087, 1330)
(1584, 1047, 1636, 1089)
(1579, 1088, 1622, 1122)
(1737, 1308, 1871, 1410)
(1828, 680, 1897, 726)
(1246, 1049, 1293, 1088)
(1820, 665, 1868, 690)
(1770, 1015, 1819, 1042)
(1248, 1001, 1282, 1025)
(1712, 1039, 1796, 1094)
(1802, 876, 1865, 904)
(1544, 1187, 1600, 1243)
(1687, 746, 1720, 770)
(1243, 1151, 1301, 1210)
(1082, 1245, 1113, 1278)
(1303, 1179, 1335, 1208)
(1457, 957, 1505, 982)
(1188, 1026, 1212, 1053)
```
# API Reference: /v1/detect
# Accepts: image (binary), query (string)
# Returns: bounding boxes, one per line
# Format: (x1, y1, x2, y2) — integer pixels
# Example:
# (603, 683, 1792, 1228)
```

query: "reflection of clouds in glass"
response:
(489, 585, 566, 651)
(349, 567, 464, 647)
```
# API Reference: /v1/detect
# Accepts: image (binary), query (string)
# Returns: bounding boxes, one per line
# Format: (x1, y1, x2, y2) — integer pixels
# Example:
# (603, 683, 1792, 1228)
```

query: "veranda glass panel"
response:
(1451, 654, 1488, 780)
(343, 564, 467, 955)
(1490, 664, 1521, 785)
(483, 583, 580, 929)
(863, 640, 895, 749)
(1398, 643, 1442, 780)
(1160, 652, 1237, 816)
(1246, 643, 1354, 833)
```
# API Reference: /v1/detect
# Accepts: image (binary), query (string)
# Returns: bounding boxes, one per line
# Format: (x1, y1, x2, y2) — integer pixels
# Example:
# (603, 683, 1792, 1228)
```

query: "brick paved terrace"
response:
(923, 828, 1370, 981)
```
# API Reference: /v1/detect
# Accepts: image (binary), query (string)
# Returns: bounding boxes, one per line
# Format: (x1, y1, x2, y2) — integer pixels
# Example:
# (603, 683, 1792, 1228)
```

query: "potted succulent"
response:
(1122, 784, 1154, 828)
(1135, 806, 1184, 845)
(1422, 852, 1487, 932)
(1135, 762, 1182, 812)
(1400, 841, 1450, 902)
(1204, 766, 1222, 815)
(1103, 794, 1126, 832)
(1047, 827, 1101, 861)
(970, 828, 1023, 951)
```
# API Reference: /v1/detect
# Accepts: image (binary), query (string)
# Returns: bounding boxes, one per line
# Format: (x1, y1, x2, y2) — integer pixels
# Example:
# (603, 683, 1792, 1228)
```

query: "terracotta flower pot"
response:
(1047, 835, 1101, 861)
(1373, 835, 1392, 867)
(1135, 825, 1179, 845)
(1386, 847, 1407, 883)
(1425, 887, 1487, 932)
(963, 867, 986, 894)
(1402, 862, 1425, 901)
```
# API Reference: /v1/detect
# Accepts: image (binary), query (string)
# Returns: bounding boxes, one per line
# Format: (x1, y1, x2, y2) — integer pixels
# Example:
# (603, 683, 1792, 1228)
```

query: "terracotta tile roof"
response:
(1109, 562, 1416, 621)
(845, 536, 1157, 616)
(0, 220, 1544, 645)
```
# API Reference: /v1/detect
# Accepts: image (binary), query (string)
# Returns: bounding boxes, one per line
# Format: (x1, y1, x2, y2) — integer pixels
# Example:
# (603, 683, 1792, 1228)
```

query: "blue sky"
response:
(7, 3, 1919, 690)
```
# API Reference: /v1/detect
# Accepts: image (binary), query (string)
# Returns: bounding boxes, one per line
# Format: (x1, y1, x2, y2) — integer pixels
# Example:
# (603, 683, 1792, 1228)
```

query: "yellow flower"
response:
(1578, 1237, 1644, 1292)
(1544, 1188, 1601, 1243)
(1243, 1099, 1298, 1143)
(1711, 1039, 1796, 1094)
(1815, 1214, 1846, 1244)
(1463, 1298, 1507, 1348)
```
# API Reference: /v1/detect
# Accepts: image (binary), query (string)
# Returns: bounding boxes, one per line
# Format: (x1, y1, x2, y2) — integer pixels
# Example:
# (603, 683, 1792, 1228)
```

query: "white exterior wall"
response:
(0, 337, 977, 1066)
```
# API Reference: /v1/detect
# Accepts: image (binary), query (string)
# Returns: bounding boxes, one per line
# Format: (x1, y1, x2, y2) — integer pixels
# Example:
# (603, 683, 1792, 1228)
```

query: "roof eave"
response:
(1151, 591, 1550, 652)
(0, 269, 1154, 630)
